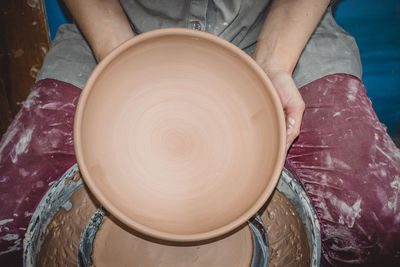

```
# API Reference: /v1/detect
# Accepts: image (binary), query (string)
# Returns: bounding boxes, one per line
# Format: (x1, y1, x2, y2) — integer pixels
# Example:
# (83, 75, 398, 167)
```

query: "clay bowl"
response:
(74, 28, 286, 242)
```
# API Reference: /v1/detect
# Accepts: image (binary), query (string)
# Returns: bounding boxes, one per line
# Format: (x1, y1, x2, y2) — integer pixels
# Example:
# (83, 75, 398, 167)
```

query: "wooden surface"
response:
(0, 0, 50, 137)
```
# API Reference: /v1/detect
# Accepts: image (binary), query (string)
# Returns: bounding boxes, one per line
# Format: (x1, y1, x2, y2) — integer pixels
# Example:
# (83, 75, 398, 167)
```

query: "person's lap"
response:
(286, 74, 400, 266)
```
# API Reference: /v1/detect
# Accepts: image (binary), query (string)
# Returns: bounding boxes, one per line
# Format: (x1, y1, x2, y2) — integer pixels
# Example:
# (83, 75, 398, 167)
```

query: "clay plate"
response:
(74, 28, 286, 242)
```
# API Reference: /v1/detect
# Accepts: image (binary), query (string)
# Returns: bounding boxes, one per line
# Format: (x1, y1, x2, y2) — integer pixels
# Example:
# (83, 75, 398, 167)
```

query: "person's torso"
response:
(120, 0, 271, 51)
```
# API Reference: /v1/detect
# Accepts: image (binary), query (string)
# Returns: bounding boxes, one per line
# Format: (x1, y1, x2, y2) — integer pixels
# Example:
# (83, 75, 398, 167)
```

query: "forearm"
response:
(253, 0, 330, 148)
(64, 0, 134, 62)
(254, 0, 330, 73)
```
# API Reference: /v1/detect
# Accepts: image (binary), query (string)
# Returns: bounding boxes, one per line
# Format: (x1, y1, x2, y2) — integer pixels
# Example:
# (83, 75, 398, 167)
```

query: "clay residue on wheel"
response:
(39, 186, 99, 266)
(91, 216, 253, 267)
(261, 190, 310, 267)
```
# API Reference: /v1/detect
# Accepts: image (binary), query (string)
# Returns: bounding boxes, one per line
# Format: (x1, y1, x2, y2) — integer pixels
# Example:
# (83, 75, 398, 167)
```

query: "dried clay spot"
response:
(39, 45, 48, 57)
(26, 0, 39, 9)
(30, 64, 41, 79)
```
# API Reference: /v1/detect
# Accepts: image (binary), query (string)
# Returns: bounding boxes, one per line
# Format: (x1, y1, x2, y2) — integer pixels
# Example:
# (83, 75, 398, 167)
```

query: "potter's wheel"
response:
(23, 164, 321, 267)
(74, 29, 286, 241)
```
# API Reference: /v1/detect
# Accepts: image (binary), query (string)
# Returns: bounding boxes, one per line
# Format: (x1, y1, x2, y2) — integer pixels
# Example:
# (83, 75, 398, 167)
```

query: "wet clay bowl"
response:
(74, 28, 286, 242)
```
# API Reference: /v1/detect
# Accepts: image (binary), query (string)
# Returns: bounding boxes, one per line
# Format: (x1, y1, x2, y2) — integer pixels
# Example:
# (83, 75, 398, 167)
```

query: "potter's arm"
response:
(64, 0, 134, 62)
(253, 0, 330, 149)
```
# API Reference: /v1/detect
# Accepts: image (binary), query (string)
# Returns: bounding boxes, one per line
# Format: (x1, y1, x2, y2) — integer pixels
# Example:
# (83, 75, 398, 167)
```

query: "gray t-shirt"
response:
(120, 0, 269, 52)
(37, 1, 362, 89)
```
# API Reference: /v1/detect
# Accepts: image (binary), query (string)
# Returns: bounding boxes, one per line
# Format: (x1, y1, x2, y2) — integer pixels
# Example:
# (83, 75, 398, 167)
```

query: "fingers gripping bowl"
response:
(74, 28, 286, 242)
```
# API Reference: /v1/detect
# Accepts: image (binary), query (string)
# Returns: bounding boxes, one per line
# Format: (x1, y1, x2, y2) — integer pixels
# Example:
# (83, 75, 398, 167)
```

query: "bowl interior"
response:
(75, 29, 285, 241)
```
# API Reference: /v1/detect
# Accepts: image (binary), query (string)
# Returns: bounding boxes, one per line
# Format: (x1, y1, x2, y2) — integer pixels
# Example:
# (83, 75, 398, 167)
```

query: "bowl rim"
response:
(74, 28, 286, 242)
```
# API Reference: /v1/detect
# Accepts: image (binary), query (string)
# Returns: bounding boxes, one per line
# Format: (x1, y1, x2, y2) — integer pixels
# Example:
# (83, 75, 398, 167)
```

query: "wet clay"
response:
(39, 186, 99, 267)
(37, 175, 309, 266)
(74, 29, 286, 241)
(91, 217, 253, 267)
(261, 190, 310, 267)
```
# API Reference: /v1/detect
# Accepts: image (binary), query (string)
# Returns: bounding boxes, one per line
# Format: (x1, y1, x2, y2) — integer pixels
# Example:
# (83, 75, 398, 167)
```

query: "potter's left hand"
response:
(253, 0, 330, 150)
(263, 68, 305, 150)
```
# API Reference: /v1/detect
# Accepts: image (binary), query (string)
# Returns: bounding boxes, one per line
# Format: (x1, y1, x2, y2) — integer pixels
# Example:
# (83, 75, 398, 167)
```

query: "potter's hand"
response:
(253, 0, 330, 150)
(264, 68, 305, 149)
